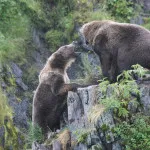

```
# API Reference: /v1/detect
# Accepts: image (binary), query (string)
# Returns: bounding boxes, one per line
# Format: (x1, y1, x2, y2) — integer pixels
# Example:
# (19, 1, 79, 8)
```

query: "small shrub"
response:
(88, 104, 105, 123)
(98, 64, 150, 149)
(0, 88, 12, 126)
(85, 10, 115, 22)
(0, 87, 22, 149)
(59, 13, 76, 42)
(74, 128, 92, 144)
(45, 30, 63, 51)
(76, 54, 102, 85)
(106, 0, 134, 22)
(26, 122, 44, 146)
(114, 114, 150, 150)
(143, 17, 150, 30)
(99, 64, 145, 118)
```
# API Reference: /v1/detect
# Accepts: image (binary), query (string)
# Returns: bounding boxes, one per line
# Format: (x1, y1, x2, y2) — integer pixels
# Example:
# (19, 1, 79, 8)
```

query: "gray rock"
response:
(112, 142, 122, 150)
(32, 28, 48, 53)
(52, 140, 62, 150)
(144, 0, 150, 13)
(87, 131, 102, 147)
(0, 126, 5, 148)
(15, 78, 28, 91)
(68, 86, 121, 150)
(11, 62, 22, 78)
(67, 52, 100, 80)
(91, 144, 102, 150)
(9, 62, 28, 90)
(8, 96, 30, 129)
(32, 142, 50, 150)
(1, 81, 7, 89)
(32, 81, 150, 150)
(130, 16, 144, 25)
(140, 84, 150, 115)
(74, 143, 88, 150)
(68, 85, 99, 128)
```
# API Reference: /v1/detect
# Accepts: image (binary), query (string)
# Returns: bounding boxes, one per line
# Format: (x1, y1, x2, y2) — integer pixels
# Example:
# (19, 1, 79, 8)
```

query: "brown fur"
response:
(39, 44, 76, 83)
(32, 44, 84, 137)
(80, 20, 150, 82)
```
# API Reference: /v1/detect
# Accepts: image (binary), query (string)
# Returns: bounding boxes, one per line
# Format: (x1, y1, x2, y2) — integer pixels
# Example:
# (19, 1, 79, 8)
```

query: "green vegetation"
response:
(45, 30, 63, 51)
(0, 0, 149, 149)
(0, 88, 12, 126)
(98, 64, 150, 149)
(26, 122, 44, 147)
(74, 53, 102, 85)
(114, 114, 150, 150)
(99, 65, 145, 118)
(74, 128, 93, 144)
(0, 87, 22, 149)
(105, 0, 134, 22)
(0, 0, 144, 61)
(143, 18, 150, 30)
(0, 0, 30, 62)
(43, 0, 115, 51)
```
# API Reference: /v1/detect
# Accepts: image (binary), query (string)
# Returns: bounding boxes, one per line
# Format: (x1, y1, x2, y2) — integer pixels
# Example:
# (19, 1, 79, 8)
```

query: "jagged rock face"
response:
(139, 81, 150, 115)
(32, 142, 50, 150)
(144, 0, 150, 12)
(67, 52, 100, 80)
(0, 27, 52, 149)
(68, 86, 99, 127)
(67, 86, 121, 150)
(32, 82, 150, 150)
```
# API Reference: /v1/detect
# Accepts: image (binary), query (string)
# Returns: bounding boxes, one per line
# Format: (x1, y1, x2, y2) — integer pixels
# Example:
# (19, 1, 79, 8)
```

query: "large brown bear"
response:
(32, 43, 84, 137)
(80, 20, 150, 82)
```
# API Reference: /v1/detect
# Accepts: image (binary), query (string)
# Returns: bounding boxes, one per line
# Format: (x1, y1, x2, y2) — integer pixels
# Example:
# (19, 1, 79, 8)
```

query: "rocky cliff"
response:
(32, 77, 150, 150)
(0, 0, 150, 149)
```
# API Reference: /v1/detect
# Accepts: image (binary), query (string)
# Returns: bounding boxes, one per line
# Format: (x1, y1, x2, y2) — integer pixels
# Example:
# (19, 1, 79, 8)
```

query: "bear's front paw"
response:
(71, 83, 79, 92)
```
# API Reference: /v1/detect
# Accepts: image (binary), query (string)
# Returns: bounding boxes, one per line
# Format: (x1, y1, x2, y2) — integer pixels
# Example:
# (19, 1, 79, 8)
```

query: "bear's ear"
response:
(94, 33, 108, 49)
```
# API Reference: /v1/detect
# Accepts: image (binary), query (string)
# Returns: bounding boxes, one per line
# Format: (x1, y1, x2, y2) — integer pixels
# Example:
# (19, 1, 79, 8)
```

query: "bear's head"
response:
(79, 21, 101, 49)
(79, 20, 112, 51)
(49, 43, 77, 70)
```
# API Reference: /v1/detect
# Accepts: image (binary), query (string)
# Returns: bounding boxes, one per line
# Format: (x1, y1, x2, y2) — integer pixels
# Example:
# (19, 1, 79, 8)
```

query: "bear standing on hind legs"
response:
(80, 20, 150, 82)
(32, 43, 84, 138)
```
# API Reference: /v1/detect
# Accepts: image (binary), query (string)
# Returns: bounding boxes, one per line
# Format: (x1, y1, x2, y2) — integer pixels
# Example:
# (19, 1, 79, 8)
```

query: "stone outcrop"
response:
(32, 80, 150, 150)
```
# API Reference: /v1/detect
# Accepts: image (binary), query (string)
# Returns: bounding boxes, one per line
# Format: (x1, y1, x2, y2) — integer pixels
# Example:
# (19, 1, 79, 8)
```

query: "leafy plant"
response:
(98, 64, 150, 149)
(114, 114, 150, 150)
(99, 64, 145, 118)
(105, 0, 134, 22)
(0, 0, 31, 62)
(0, 88, 12, 126)
(143, 17, 150, 30)
(74, 128, 93, 144)
(76, 54, 102, 84)
(26, 122, 44, 146)
(45, 30, 63, 51)
(0, 87, 23, 149)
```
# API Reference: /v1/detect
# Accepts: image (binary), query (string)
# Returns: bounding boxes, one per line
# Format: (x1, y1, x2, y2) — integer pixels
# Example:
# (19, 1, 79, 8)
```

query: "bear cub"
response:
(32, 43, 83, 138)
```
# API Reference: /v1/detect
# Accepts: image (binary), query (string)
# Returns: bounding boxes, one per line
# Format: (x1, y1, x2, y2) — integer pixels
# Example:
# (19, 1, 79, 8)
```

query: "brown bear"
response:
(79, 20, 150, 82)
(32, 43, 84, 138)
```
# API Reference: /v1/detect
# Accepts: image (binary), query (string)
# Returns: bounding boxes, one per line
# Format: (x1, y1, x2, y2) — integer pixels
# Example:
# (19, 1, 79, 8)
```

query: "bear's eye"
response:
(86, 40, 89, 45)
